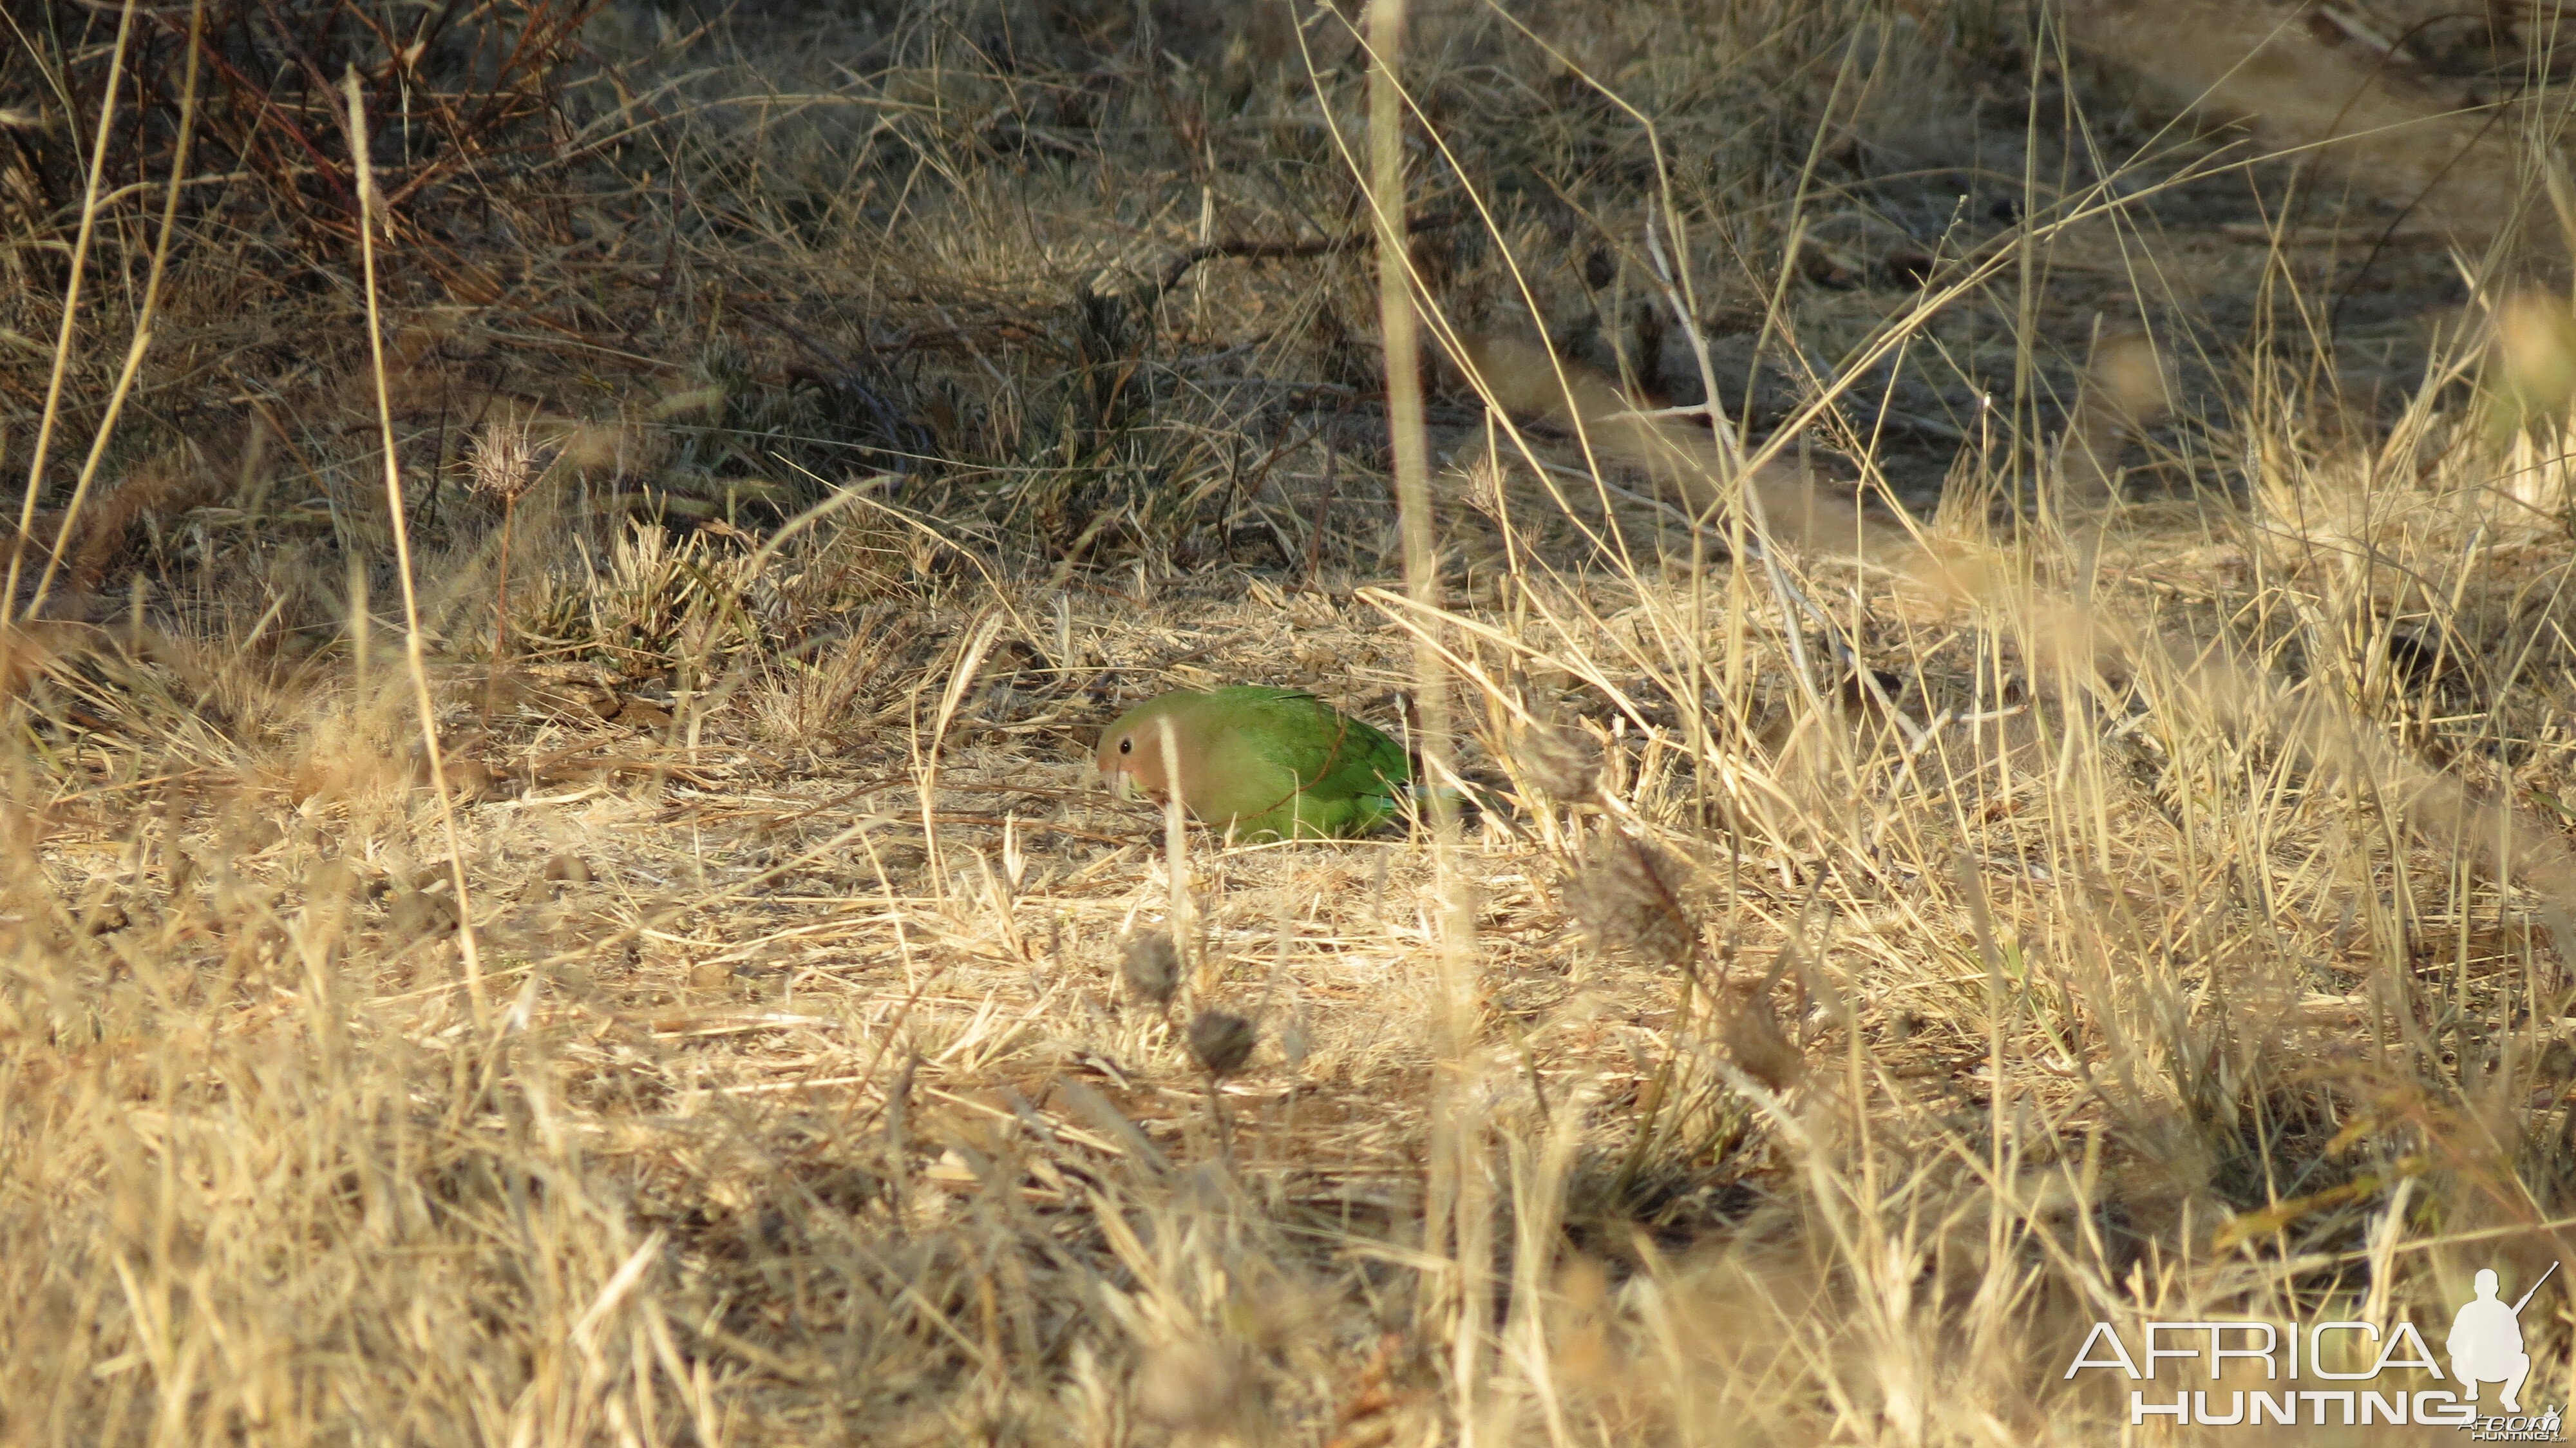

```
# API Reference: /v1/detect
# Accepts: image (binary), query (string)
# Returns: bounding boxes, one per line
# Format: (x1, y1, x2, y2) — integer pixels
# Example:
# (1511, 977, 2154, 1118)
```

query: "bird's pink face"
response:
(1096, 713, 1177, 804)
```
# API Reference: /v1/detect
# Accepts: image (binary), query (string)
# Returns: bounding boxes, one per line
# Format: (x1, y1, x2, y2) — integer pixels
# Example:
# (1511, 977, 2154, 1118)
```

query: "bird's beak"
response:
(1106, 769, 1137, 801)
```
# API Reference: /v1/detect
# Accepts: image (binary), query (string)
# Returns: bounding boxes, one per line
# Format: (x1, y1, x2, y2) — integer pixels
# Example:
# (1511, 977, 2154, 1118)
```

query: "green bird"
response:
(1095, 685, 1411, 841)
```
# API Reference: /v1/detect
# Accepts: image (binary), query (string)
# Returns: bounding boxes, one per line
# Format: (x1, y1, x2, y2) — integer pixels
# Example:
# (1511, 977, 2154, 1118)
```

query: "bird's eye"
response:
(1118, 738, 1132, 755)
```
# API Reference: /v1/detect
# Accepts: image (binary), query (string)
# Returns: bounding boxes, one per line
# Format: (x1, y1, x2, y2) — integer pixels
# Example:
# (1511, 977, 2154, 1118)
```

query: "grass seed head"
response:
(466, 422, 542, 509)
(1122, 928, 1182, 1006)
(1569, 828, 1700, 969)
(1280, 1007, 1312, 1068)
(1188, 1008, 1258, 1079)
(2496, 291, 2576, 430)
(1724, 987, 1804, 1092)
(1512, 718, 1602, 800)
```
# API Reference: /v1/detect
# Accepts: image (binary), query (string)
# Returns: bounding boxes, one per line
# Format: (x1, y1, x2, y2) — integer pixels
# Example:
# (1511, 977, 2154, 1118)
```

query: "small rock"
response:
(386, 890, 459, 942)
(522, 852, 592, 902)
(305, 857, 360, 905)
(2539, 1037, 2576, 1081)
(446, 757, 498, 801)
(687, 958, 735, 991)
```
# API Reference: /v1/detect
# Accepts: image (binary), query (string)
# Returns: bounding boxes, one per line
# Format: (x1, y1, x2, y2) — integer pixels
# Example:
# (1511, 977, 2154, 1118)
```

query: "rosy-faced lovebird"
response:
(1095, 685, 1410, 841)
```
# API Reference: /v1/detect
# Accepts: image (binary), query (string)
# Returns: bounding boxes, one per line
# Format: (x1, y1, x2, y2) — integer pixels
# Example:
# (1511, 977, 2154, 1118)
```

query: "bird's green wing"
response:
(1209, 687, 1410, 839)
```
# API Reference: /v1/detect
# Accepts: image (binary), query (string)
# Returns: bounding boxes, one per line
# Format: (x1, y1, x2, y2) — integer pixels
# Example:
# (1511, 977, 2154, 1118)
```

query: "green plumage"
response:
(1095, 686, 1411, 841)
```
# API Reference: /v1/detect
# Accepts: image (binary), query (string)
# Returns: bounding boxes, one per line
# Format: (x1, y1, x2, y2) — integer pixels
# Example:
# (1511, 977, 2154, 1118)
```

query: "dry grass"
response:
(12, 0, 2576, 1443)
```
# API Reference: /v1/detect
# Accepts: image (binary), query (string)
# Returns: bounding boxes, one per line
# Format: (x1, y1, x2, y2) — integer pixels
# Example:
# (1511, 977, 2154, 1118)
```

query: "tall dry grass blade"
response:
(1364, 1, 1486, 1436)
(343, 67, 488, 1023)
(1, 0, 140, 626)
(25, 0, 205, 624)
(1156, 716, 1195, 983)
(918, 609, 1003, 891)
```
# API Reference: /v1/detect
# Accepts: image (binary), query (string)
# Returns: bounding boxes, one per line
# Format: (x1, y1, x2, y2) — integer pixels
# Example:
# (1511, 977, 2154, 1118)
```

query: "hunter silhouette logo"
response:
(2452, 1265, 2553, 1415)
